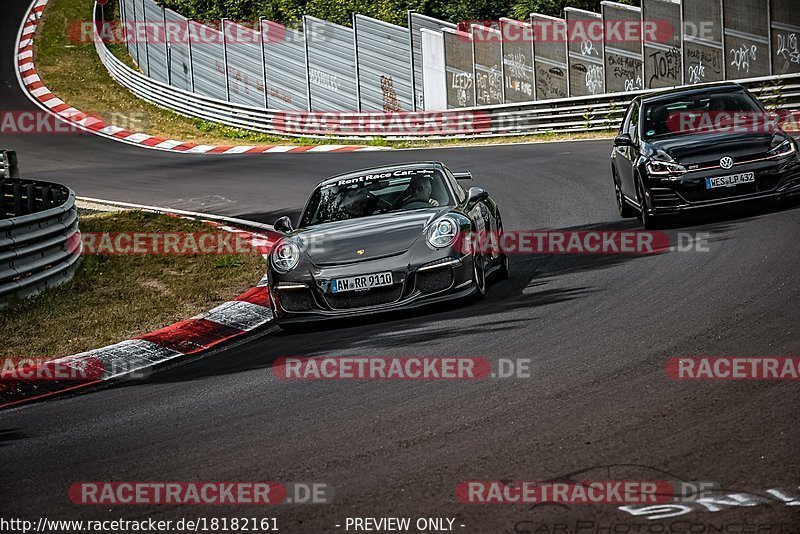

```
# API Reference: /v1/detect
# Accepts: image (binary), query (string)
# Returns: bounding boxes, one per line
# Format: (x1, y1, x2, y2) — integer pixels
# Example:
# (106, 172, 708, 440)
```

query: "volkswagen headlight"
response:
(766, 137, 796, 159)
(646, 160, 687, 176)
(427, 216, 459, 248)
(271, 240, 300, 273)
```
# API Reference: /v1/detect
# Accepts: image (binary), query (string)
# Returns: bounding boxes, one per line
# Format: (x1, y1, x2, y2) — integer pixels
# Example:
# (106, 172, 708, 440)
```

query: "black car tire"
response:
(635, 174, 668, 229)
(496, 213, 509, 280)
(472, 255, 487, 298)
(613, 168, 637, 218)
(497, 253, 510, 280)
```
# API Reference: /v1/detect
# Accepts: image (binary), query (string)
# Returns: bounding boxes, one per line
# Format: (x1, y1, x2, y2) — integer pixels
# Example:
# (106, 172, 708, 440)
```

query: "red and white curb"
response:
(15, 0, 386, 155)
(0, 214, 280, 409)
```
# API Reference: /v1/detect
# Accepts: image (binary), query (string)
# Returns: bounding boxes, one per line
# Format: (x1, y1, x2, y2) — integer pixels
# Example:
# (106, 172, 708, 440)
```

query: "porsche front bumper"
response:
(269, 253, 479, 323)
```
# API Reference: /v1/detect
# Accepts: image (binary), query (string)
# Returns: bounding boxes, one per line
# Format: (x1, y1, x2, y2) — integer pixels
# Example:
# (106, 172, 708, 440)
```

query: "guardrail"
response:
(93, 4, 800, 140)
(1, 162, 82, 306)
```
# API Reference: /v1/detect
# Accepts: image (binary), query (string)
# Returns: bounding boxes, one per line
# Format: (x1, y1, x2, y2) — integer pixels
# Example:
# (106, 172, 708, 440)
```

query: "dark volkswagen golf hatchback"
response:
(611, 83, 800, 228)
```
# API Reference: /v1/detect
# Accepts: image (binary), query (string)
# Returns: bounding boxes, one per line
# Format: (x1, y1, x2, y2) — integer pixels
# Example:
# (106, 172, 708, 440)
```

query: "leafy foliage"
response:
(158, 0, 639, 27)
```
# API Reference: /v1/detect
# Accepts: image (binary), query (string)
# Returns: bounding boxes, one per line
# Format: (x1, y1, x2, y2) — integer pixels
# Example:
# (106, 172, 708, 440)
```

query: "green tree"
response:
(157, 0, 640, 26)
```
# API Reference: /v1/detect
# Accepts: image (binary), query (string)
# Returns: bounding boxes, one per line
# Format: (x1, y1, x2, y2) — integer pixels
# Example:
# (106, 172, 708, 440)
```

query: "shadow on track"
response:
(0, 428, 25, 446)
(111, 218, 713, 387)
(77, 199, 797, 391)
(651, 195, 800, 230)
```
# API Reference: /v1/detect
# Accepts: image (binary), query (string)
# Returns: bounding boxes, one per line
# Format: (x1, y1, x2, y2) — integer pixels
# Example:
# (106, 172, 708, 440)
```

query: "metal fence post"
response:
(564, 19, 571, 98)
(119, 0, 128, 50)
(221, 18, 231, 101)
(766, 0, 773, 75)
(471, 27, 478, 105)
(187, 19, 196, 92)
(303, 16, 312, 111)
(141, 0, 150, 76)
(499, 25, 506, 103)
(259, 17, 269, 108)
(720, 0, 726, 80)
(25, 184, 35, 214)
(529, 16, 537, 103)
(639, 4, 645, 89)
(12, 182, 22, 216)
(130, 0, 138, 66)
(163, 7, 171, 85)
(352, 13, 362, 112)
(408, 11, 418, 111)
(679, 2, 685, 85)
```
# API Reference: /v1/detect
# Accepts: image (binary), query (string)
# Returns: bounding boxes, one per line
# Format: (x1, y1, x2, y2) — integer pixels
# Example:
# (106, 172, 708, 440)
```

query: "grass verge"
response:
(33, 0, 614, 149)
(0, 210, 265, 363)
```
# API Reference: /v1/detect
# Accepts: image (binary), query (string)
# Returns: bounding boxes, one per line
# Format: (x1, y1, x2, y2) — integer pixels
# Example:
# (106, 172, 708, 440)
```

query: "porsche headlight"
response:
(646, 160, 687, 176)
(427, 216, 459, 248)
(271, 240, 300, 273)
(767, 137, 796, 159)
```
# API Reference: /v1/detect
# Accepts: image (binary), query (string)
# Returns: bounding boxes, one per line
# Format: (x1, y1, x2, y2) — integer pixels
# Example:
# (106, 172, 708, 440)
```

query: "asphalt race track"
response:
(2, 1, 800, 531)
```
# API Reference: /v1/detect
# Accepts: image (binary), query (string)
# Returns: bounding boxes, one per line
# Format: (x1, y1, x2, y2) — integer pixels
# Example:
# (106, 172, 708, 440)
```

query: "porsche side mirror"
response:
(614, 133, 633, 147)
(274, 216, 294, 233)
(467, 187, 489, 205)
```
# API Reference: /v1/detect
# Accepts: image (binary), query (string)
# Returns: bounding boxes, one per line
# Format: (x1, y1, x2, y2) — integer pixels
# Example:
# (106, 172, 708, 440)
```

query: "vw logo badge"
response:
(719, 156, 734, 170)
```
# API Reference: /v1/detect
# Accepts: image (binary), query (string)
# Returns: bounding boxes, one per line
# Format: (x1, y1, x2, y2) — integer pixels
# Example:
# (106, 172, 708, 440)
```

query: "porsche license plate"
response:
(705, 172, 755, 189)
(331, 272, 393, 293)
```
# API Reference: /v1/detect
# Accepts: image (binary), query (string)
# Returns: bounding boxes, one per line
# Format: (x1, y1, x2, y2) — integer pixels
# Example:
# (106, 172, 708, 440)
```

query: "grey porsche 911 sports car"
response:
(267, 162, 508, 324)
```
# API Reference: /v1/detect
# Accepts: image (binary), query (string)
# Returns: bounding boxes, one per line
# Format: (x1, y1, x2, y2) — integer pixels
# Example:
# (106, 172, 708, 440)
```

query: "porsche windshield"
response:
(300, 169, 454, 226)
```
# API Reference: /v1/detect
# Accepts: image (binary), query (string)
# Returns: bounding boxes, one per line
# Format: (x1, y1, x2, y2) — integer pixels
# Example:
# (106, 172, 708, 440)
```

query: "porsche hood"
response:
(290, 207, 450, 265)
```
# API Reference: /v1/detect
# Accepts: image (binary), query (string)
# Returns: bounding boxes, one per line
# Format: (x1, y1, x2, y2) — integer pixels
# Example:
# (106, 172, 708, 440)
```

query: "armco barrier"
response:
(0, 174, 81, 306)
(93, 5, 800, 140)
